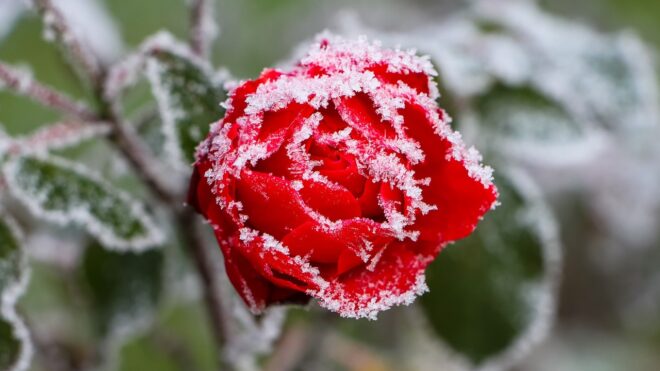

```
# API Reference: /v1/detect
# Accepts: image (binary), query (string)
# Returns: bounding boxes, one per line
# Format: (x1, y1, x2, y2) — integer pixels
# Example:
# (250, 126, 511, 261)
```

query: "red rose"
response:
(189, 34, 498, 319)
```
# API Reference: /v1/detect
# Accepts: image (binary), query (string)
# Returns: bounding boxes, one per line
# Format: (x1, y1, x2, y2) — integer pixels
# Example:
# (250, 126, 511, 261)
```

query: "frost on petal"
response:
(191, 33, 497, 318)
(314, 240, 440, 320)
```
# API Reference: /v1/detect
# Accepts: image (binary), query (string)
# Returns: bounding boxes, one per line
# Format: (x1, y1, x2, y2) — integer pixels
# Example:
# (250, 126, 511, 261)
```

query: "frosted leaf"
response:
(471, 0, 659, 133)
(0, 215, 33, 371)
(77, 241, 164, 371)
(105, 32, 226, 170)
(81, 242, 163, 338)
(341, 0, 658, 134)
(469, 85, 607, 166)
(420, 168, 561, 370)
(2, 154, 164, 251)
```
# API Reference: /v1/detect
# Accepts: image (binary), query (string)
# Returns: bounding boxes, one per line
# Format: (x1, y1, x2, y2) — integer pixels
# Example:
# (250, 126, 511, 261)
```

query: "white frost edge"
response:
(121, 31, 220, 170)
(12, 121, 111, 153)
(2, 153, 164, 252)
(0, 215, 33, 371)
(477, 167, 562, 371)
(399, 167, 562, 371)
(315, 271, 430, 321)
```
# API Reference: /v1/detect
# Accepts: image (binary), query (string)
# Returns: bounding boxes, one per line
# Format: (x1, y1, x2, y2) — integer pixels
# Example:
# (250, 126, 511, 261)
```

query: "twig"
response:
(0, 62, 98, 121)
(189, 0, 217, 59)
(103, 101, 181, 204)
(177, 209, 235, 371)
(8, 120, 111, 154)
(264, 322, 311, 371)
(266, 312, 335, 371)
(33, 0, 104, 86)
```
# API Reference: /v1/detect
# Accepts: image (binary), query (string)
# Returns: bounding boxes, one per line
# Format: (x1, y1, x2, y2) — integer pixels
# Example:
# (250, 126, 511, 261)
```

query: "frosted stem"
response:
(0, 62, 98, 121)
(188, 0, 216, 59)
(177, 209, 235, 371)
(264, 323, 311, 371)
(102, 101, 181, 204)
(33, 0, 104, 86)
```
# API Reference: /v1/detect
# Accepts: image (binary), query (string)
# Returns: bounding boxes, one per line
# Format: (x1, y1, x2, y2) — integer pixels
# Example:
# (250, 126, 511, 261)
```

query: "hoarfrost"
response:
(0, 216, 33, 371)
(2, 154, 165, 251)
(12, 121, 111, 153)
(339, 0, 659, 134)
(475, 168, 562, 371)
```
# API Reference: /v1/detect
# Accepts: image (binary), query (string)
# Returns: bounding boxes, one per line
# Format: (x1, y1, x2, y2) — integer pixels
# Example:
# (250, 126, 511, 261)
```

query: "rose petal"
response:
(313, 239, 442, 319)
(259, 103, 314, 141)
(403, 103, 498, 242)
(298, 179, 361, 221)
(358, 180, 384, 220)
(336, 93, 396, 140)
(236, 170, 313, 239)
(281, 219, 392, 276)
(369, 63, 431, 95)
(217, 234, 270, 313)
(224, 68, 283, 125)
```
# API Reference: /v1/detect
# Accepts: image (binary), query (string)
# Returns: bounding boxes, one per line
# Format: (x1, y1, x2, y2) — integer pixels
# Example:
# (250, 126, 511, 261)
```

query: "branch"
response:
(33, 0, 103, 86)
(177, 209, 235, 371)
(0, 62, 98, 121)
(102, 101, 181, 204)
(188, 0, 217, 59)
(12, 120, 111, 153)
(264, 323, 311, 371)
(265, 312, 336, 371)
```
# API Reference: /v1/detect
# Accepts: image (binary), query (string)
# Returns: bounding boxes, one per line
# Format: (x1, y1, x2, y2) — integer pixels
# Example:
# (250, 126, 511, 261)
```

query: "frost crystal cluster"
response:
(189, 34, 498, 319)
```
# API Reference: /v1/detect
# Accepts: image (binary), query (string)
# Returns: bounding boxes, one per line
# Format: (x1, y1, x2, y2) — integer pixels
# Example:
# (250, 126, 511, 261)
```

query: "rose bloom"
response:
(189, 34, 498, 319)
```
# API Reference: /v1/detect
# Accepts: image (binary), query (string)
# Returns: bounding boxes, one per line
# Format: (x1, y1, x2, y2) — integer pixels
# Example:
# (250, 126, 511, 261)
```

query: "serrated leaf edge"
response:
(2, 153, 165, 252)
(0, 216, 33, 371)
(416, 167, 562, 371)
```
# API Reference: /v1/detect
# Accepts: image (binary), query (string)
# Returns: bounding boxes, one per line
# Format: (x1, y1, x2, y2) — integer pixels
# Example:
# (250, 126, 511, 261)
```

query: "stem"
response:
(33, 0, 104, 86)
(189, 0, 216, 58)
(0, 62, 98, 121)
(264, 323, 311, 371)
(177, 210, 234, 370)
(266, 312, 334, 371)
(102, 101, 180, 204)
(12, 120, 110, 153)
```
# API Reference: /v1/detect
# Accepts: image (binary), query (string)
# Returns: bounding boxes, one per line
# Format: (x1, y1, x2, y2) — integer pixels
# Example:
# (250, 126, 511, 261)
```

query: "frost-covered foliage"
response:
(0, 0, 658, 370)
(3, 154, 164, 251)
(0, 215, 32, 371)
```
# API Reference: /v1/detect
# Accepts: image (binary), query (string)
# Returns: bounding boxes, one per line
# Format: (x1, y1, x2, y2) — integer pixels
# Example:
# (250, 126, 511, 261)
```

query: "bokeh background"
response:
(1, 0, 659, 370)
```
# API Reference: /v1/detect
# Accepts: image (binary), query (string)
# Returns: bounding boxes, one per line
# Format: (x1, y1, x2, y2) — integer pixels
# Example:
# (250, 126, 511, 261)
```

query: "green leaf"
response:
(81, 242, 164, 337)
(475, 85, 582, 144)
(421, 169, 560, 366)
(472, 85, 606, 165)
(577, 36, 658, 131)
(0, 319, 22, 370)
(2, 154, 164, 251)
(0, 218, 22, 290)
(145, 47, 226, 166)
(0, 216, 32, 371)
